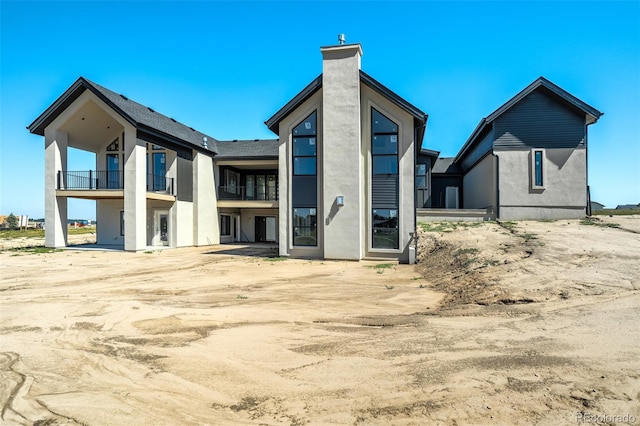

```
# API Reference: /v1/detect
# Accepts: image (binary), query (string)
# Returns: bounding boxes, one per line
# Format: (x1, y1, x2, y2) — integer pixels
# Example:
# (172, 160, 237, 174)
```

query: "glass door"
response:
(107, 154, 120, 189)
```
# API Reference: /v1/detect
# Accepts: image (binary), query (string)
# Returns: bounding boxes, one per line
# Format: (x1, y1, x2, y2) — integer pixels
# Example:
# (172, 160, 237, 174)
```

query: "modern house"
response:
(28, 40, 602, 261)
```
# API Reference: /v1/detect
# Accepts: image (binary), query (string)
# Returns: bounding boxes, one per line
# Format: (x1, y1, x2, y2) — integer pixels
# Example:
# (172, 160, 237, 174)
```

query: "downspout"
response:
(495, 153, 500, 220)
(585, 121, 590, 216)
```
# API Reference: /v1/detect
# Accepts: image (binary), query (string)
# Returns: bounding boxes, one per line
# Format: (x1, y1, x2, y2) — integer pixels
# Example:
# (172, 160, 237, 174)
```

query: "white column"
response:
(44, 128, 68, 247)
(193, 151, 219, 245)
(123, 129, 147, 251)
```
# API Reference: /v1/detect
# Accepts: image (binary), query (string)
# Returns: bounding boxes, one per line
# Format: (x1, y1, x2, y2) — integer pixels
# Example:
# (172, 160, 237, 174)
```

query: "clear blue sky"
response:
(1, 1, 638, 219)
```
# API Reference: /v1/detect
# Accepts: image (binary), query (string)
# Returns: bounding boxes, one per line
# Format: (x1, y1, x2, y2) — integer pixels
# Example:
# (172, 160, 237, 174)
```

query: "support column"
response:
(124, 129, 146, 251)
(44, 129, 68, 247)
(193, 151, 219, 246)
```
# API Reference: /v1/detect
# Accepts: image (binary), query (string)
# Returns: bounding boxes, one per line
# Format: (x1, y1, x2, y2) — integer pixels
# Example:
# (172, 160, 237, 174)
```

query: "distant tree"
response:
(7, 213, 18, 229)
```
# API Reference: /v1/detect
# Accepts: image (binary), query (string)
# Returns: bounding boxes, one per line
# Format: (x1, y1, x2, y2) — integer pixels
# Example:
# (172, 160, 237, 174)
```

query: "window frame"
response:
(292, 112, 317, 176)
(531, 148, 545, 189)
(292, 111, 318, 247)
(372, 208, 399, 250)
(371, 108, 399, 176)
(292, 207, 317, 247)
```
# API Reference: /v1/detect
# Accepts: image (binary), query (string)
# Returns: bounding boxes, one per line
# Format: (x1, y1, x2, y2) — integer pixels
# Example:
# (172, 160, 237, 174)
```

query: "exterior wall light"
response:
(336, 195, 344, 206)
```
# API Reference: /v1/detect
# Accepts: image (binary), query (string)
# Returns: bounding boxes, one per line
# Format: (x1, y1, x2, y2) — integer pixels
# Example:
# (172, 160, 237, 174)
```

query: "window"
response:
(532, 149, 545, 188)
(220, 215, 231, 236)
(293, 111, 317, 175)
(416, 163, 428, 208)
(293, 208, 317, 246)
(371, 108, 400, 249)
(372, 209, 398, 249)
(120, 211, 125, 236)
(106, 138, 119, 152)
(416, 163, 427, 189)
(371, 109, 398, 175)
(292, 111, 318, 246)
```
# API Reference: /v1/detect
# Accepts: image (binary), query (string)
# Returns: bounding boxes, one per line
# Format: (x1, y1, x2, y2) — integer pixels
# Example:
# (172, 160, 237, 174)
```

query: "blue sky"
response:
(1, 0, 638, 219)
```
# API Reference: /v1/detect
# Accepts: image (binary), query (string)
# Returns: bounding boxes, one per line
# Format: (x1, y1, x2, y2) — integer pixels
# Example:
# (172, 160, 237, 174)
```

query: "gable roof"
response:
(432, 157, 462, 174)
(215, 139, 279, 160)
(264, 71, 428, 140)
(454, 76, 603, 163)
(27, 77, 218, 156)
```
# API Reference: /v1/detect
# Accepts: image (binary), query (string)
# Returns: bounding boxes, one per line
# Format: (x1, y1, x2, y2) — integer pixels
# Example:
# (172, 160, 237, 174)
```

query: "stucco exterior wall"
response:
(463, 154, 496, 210)
(321, 44, 363, 260)
(192, 152, 219, 246)
(240, 208, 279, 243)
(496, 147, 587, 220)
(96, 199, 124, 245)
(277, 90, 323, 259)
(361, 84, 415, 263)
(174, 200, 194, 247)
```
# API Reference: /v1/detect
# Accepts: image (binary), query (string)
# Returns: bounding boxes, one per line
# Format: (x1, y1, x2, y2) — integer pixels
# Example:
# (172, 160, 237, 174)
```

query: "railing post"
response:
(57, 170, 61, 190)
(89, 170, 93, 190)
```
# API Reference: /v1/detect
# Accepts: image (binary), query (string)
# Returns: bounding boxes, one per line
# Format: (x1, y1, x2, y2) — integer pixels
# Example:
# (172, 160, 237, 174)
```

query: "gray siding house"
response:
(444, 77, 603, 220)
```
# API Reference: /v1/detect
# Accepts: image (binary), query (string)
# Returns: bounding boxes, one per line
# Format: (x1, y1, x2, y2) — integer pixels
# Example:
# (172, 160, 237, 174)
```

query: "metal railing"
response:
(217, 185, 278, 201)
(57, 170, 174, 195)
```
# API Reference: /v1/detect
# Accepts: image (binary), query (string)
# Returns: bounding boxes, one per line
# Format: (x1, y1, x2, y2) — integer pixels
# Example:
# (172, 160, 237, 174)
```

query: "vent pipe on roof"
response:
(202, 136, 208, 149)
(338, 34, 345, 45)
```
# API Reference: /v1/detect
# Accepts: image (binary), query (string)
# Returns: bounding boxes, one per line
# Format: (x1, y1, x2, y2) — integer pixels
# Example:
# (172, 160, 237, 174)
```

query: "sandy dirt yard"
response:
(1, 217, 639, 425)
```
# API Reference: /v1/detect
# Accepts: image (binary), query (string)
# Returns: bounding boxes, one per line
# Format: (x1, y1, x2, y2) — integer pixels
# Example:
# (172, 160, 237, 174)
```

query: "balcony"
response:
(56, 170, 175, 199)
(217, 185, 279, 208)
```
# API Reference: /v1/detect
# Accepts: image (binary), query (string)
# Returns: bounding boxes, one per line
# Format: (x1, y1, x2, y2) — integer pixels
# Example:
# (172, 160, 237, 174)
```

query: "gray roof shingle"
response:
(28, 77, 218, 156)
(432, 157, 462, 174)
(215, 139, 279, 159)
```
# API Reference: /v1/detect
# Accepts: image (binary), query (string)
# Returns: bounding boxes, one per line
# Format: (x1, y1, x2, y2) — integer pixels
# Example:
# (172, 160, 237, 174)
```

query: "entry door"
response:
(107, 154, 120, 189)
(154, 210, 169, 246)
(255, 216, 266, 242)
(445, 186, 459, 209)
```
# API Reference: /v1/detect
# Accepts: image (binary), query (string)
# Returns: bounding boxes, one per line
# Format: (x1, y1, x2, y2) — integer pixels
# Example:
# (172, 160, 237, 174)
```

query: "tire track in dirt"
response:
(0, 352, 82, 425)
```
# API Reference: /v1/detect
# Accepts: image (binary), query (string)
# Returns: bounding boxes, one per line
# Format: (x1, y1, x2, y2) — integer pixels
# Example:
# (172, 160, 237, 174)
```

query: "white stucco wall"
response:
(96, 200, 124, 245)
(321, 44, 363, 261)
(463, 154, 496, 210)
(240, 209, 279, 243)
(496, 147, 587, 219)
(193, 152, 219, 246)
(174, 200, 194, 247)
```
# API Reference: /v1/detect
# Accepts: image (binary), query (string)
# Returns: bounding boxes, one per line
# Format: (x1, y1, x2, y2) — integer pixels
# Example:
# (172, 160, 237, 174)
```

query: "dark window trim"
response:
(371, 108, 399, 176)
(292, 111, 318, 247)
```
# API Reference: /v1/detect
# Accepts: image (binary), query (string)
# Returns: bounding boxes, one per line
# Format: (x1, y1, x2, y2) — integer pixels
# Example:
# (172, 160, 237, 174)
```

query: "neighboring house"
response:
(615, 204, 640, 210)
(28, 41, 602, 260)
(590, 201, 605, 211)
(446, 77, 603, 220)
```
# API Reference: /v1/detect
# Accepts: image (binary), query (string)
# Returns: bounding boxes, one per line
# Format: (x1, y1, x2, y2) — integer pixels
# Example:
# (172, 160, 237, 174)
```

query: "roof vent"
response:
(254, 139, 259, 141)
(147, 107, 155, 113)
(170, 118, 176, 122)
(202, 136, 208, 149)
(233, 139, 238, 142)
(119, 94, 128, 100)
(338, 34, 346, 45)
(189, 127, 195, 131)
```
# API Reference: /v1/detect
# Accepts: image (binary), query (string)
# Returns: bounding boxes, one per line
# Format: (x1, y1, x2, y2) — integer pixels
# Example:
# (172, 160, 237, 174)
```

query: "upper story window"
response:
(293, 111, 317, 175)
(106, 138, 119, 152)
(416, 163, 428, 189)
(372, 109, 398, 175)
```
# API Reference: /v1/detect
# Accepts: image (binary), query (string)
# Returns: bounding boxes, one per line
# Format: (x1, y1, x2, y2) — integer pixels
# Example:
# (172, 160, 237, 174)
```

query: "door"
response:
(154, 210, 169, 246)
(152, 152, 166, 191)
(255, 216, 276, 242)
(255, 216, 266, 242)
(445, 186, 459, 209)
(106, 154, 120, 189)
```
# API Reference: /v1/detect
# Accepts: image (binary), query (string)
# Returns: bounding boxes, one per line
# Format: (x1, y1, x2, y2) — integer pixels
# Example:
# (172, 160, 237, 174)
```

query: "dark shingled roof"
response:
(27, 77, 218, 156)
(215, 139, 279, 160)
(432, 157, 462, 174)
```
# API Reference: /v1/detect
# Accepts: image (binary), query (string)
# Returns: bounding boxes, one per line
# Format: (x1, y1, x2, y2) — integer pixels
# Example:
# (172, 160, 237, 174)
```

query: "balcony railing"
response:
(57, 171, 174, 195)
(218, 185, 278, 201)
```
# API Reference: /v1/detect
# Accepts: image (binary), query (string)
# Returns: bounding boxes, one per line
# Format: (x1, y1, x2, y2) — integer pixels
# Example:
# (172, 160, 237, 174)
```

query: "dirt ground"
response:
(1, 217, 639, 425)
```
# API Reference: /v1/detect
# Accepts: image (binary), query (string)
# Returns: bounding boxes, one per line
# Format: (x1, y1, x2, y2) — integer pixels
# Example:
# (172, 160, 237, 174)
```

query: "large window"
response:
(293, 111, 317, 175)
(416, 163, 428, 208)
(293, 208, 317, 246)
(372, 209, 398, 249)
(372, 109, 398, 175)
(371, 108, 399, 249)
(292, 111, 318, 246)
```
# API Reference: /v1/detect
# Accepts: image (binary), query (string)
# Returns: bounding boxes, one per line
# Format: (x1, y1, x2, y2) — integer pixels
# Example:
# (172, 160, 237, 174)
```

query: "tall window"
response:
(220, 215, 231, 236)
(292, 111, 317, 246)
(371, 108, 399, 249)
(533, 149, 544, 188)
(416, 163, 428, 207)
